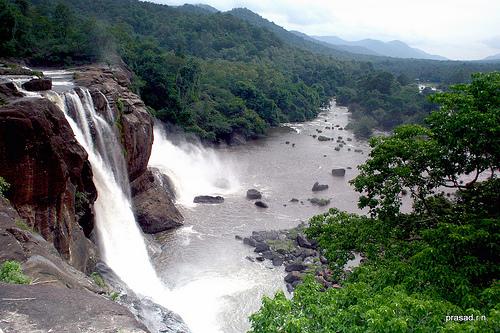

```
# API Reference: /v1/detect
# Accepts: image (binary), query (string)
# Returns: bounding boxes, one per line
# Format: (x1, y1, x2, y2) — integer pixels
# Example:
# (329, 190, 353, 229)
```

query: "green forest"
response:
(1, 0, 499, 141)
(250, 73, 500, 332)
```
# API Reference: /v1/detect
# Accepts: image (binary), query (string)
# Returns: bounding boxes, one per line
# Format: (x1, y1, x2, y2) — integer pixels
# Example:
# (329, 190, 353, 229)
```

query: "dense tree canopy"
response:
(250, 72, 500, 332)
(1, 0, 499, 141)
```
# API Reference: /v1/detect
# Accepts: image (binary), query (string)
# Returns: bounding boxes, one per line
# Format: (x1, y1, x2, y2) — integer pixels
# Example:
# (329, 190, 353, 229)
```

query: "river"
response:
(150, 102, 370, 333)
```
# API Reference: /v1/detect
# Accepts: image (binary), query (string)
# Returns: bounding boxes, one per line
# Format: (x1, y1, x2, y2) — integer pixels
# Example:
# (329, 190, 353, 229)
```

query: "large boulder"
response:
(21, 78, 52, 91)
(246, 189, 262, 200)
(131, 168, 183, 234)
(0, 98, 97, 272)
(312, 182, 329, 192)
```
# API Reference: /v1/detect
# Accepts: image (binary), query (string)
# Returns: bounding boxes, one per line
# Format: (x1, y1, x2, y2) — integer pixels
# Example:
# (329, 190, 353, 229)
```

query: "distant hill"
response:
(483, 53, 500, 61)
(176, 3, 219, 14)
(313, 35, 447, 60)
(194, 4, 219, 13)
(226, 8, 358, 59)
(290, 30, 380, 56)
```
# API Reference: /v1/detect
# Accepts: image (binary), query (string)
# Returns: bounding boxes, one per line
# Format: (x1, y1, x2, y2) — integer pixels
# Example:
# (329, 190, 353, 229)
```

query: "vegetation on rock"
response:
(0, 260, 31, 284)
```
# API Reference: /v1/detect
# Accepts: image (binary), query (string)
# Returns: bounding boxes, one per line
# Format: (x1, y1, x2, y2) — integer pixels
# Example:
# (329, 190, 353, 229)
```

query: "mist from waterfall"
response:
(149, 125, 241, 207)
(49, 89, 169, 300)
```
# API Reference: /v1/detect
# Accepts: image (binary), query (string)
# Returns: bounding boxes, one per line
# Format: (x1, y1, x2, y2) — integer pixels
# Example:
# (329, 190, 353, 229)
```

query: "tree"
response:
(352, 72, 500, 218)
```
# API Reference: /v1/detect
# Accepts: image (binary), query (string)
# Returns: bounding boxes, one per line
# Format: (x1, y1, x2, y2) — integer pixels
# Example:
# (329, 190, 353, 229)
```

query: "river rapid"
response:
(150, 102, 371, 333)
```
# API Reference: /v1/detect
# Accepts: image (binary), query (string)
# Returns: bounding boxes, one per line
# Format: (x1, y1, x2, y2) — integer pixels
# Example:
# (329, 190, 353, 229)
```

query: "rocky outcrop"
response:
(130, 168, 183, 234)
(75, 65, 182, 234)
(0, 97, 98, 272)
(75, 65, 153, 183)
(0, 284, 148, 333)
(240, 224, 338, 292)
(22, 78, 52, 91)
(0, 197, 189, 333)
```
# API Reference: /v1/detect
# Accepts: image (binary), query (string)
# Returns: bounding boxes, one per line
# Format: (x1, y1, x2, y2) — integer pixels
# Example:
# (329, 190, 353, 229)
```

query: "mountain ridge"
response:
(313, 35, 447, 60)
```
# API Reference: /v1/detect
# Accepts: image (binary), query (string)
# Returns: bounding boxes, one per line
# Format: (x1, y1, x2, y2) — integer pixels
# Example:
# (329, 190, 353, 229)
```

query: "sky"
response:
(153, 0, 500, 60)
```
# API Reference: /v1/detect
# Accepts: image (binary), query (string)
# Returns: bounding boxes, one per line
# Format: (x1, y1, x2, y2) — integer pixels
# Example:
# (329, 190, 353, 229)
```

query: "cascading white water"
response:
(149, 126, 240, 206)
(48, 89, 169, 299)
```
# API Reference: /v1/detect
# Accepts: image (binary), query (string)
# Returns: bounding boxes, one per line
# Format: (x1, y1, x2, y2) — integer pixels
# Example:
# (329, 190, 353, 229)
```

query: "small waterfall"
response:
(149, 125, 240, 206)
(48, 89, 168, 300)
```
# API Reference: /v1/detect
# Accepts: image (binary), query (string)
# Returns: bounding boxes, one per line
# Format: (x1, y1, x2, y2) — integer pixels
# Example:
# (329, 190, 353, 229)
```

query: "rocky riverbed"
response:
(237, 223, 340, 293)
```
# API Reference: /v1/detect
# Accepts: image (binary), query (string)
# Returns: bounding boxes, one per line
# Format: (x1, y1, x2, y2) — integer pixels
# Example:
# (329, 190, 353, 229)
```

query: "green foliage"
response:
(353, 72, 500, 217)
(0, 176, 9, 198)
(3, 0, 495, 141)
(0, 260, 31, 284)
(250, 73, 500, 332)
(90, 272, 106, 288)
(109, 291, 120, 301)
(15, 218, 34, 232)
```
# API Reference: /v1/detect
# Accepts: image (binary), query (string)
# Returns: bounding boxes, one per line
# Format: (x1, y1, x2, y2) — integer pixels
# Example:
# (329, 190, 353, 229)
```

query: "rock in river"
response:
(246, 189, 262, 200)
(255, 201, 269, 208)
(22, 78, 52, 91)
(312, 182, 329, 192)
(284, 271, 303, 284)
(331, 168, 346, 177)
(193, 195, 224, 204)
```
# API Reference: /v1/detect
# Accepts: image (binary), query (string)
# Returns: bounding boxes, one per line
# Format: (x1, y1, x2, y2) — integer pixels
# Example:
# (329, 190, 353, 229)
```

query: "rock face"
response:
(0, 98, 98, 272)
(246, 188, 262, 200)
(130, 168, 183, 234)
(331, 168, 346, 177)
(0, 284, 148, 333)
(75, 65, 153, 183)
(194, 195, 224, 204)
(312, 182, 329, 192)
(21, 78, 52, 91)
(75, 65, 183, 234)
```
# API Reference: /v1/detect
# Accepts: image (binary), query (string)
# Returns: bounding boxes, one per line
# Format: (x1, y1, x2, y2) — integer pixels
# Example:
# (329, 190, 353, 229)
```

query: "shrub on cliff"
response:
(0, 260, 31, 284)
(0, 176, 9, 198)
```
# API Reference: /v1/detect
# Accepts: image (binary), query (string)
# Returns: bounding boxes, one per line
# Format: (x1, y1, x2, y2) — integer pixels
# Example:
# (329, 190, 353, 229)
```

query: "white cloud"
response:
(153, 0, 500, 60)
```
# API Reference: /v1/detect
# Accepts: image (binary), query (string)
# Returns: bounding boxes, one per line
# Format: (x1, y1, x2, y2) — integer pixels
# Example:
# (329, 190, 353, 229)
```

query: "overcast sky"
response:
(152, 0, 500, 60)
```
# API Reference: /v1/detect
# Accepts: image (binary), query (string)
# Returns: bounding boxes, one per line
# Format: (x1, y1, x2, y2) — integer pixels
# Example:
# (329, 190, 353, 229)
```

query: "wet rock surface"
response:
(75, 65, 153, 183)
(131, 168, 184, 233)
(21, 78, 52, 91)
(0, 97, 97, 272)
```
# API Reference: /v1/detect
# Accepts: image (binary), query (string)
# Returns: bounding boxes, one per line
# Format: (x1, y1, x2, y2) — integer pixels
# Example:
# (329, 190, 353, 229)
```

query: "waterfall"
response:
(149, 126, 240, 206)
(48, 89, 168, 300)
